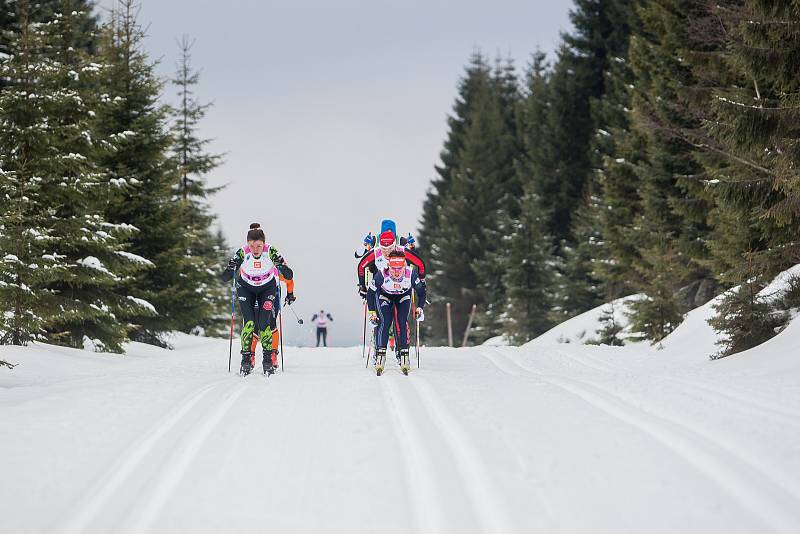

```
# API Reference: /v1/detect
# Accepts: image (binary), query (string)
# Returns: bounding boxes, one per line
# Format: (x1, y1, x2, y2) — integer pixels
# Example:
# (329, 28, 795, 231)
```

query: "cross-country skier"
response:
(357, 229, 425, 299)
(367, 250, 426, 375)
(222, 223, 294, 376)
(311, 309, 333, 347)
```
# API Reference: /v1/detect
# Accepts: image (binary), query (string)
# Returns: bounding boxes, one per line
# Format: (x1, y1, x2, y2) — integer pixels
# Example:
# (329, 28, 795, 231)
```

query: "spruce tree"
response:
(0, 0, 148, 351)
(470, 58, 522, 342)
(169, 35, 228, 337)
(619, 0, 717, 341)
(708, 273, 784, 359)
(418, 53, 492, 344)
(500, 52, 558, 343)
(95, 0, 185, 346)
(500, 190, 556, 344)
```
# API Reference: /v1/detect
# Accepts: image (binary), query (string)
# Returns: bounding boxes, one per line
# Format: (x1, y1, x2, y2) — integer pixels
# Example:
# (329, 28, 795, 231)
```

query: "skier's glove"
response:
(227, 258, 238, 271)
(369, 311, 379, 326)
(363, 233, 375, 248)
(358, 285, 368, 299)
(406, 233, 416, 247)
(415, 307, 425, 322)
(284, 292, 296, 306)
(273, 254, 285, 266)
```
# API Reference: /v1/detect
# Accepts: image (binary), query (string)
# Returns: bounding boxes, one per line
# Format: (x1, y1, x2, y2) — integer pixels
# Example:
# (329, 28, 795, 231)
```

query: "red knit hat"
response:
(379, 230, 395, 247)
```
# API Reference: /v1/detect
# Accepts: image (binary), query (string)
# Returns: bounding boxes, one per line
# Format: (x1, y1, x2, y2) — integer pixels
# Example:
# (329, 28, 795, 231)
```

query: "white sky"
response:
(99, 0, 575, 346)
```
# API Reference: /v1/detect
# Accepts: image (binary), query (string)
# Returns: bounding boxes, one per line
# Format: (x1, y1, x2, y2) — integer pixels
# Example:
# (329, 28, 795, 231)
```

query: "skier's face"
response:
(248, 240, 265, 256)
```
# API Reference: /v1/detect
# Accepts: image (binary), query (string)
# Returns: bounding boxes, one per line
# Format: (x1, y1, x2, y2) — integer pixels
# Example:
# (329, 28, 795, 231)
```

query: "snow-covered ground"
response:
(2, 322, 799, 533)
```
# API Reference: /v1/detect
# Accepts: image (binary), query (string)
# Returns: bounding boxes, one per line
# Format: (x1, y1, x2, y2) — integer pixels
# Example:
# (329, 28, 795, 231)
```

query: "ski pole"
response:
(361, 301, 368, 358)
(279, 310, 284, 372)
(228, 277, 236, 373)
(287, 304, 304, 324)
(416, 317, 421, 368)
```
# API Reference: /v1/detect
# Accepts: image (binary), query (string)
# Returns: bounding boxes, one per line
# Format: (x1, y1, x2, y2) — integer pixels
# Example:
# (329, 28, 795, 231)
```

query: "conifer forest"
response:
(419, 0, 800, 355)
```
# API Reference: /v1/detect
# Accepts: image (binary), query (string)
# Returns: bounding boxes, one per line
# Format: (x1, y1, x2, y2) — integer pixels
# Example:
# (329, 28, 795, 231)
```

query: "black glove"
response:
(273, 254, 285, 266)
(358, 285, 367, 299)
(284, 292, 296, 306)
(227, 258, 238, 271)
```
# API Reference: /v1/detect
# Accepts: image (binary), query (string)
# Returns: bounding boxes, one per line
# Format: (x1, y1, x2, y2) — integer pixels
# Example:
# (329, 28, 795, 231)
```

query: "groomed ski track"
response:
(1, 335, 799, 533)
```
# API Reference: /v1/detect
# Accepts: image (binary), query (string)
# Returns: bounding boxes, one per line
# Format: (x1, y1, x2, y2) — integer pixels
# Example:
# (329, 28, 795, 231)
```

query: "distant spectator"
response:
(312, 309, 333, 347)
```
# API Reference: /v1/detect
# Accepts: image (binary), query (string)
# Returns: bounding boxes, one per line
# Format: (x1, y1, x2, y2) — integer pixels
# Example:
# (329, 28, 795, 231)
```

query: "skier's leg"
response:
(258, 288, 278, 373)
(376, 296, 391, 351)
(396, 295, 411, 372)
(316, 327, 322, 347)
(396, 296, 411, 350)
(374, 296, 393, 372)
(238, 286, 257, 374)
(322, 328, 327, 347)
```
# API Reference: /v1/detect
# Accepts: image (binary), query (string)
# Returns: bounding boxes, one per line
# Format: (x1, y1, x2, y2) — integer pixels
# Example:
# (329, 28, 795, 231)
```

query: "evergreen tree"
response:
(500, 52, 558, 343)
(0, 0, 148, 351)
(418, 53, 492, 345)
(619, 0, 717, 341)
(589, 299, 626, 346)
(169, 35, 228, 336)
(708, 274, 784, 359)
(500, 190, 556, 343)
(470, 58, 522, 342)
(95, 0, 185, 346)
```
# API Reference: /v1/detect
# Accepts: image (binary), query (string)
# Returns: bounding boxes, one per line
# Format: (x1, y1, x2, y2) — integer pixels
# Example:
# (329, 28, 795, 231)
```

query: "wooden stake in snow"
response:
(462, 304, 477, 347)
(446, 302, 454, 347)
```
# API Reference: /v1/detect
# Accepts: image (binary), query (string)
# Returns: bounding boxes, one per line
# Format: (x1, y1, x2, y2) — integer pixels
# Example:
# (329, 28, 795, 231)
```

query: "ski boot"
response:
(374, 348, 387, 376)
(240, 351, 253, 376)
(263, 350, 279, 375)
(399, 349, 411, 376)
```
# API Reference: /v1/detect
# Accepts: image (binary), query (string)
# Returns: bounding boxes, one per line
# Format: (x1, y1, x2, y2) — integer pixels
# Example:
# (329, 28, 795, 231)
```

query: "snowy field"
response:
(2, 322, 800, 533)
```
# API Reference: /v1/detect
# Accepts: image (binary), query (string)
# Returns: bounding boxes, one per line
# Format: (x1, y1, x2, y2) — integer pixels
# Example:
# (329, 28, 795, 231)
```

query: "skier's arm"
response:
(281, 275, 295, 294)
(412, 272, 427, 307)
(366, 273, 381, 312)
(311, 314, 318, 321)
(327, 313, 333, 321)
(357, 249, 377, 287)
(268, 245, 293, 279)
(404, 248, 426, 280)
(221, 248, 245, 282)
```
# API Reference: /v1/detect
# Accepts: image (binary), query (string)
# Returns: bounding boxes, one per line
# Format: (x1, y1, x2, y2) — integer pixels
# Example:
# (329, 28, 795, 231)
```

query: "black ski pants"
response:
(237, 277, 278, 355)
(316, 327, 328, 347)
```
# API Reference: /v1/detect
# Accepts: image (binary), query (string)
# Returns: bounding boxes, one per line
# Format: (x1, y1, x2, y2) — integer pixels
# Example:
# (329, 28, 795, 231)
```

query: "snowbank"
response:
(526, 294, 642, 347)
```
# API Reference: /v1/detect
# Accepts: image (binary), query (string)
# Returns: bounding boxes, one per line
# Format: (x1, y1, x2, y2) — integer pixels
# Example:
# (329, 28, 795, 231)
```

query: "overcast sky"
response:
(100, 0, 575, 346)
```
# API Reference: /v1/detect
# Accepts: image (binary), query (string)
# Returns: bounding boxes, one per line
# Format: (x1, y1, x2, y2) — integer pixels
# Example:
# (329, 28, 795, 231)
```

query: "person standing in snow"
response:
(311, 309, 333, 347)
(367, 250, 426, 375)
(222, 223, 295, 376)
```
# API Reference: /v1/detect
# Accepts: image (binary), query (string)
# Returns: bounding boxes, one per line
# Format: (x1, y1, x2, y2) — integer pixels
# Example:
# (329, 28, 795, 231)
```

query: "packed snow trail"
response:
(1, 333, 800, 533)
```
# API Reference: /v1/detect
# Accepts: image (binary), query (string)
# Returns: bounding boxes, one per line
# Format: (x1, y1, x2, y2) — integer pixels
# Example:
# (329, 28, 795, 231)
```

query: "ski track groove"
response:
(409, 376, 518, 534)
(123, 381, 248, 533)
(483, 349, 800, 534)
(380, 375, 448, 534)
(553, 348, 800, 429)
(56, 377, 236, 534)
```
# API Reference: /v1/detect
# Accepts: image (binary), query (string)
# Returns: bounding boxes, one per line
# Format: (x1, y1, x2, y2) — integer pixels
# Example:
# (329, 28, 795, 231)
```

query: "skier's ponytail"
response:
(247, 223, 265, 242)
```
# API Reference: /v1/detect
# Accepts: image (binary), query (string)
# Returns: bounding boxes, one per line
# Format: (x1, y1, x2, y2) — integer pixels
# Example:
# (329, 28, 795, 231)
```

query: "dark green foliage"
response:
(419, 53, 521, 345)
(418, 53, 495, 345)
(589, 300, 626, 346)
(94, 1, 187, 346)
(500, 191, 556, 344)
(0, 0, 148, 351)
(169, 35, 228, 337)
(626, 239, 688, 343)
(708, 278, 785, 359)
